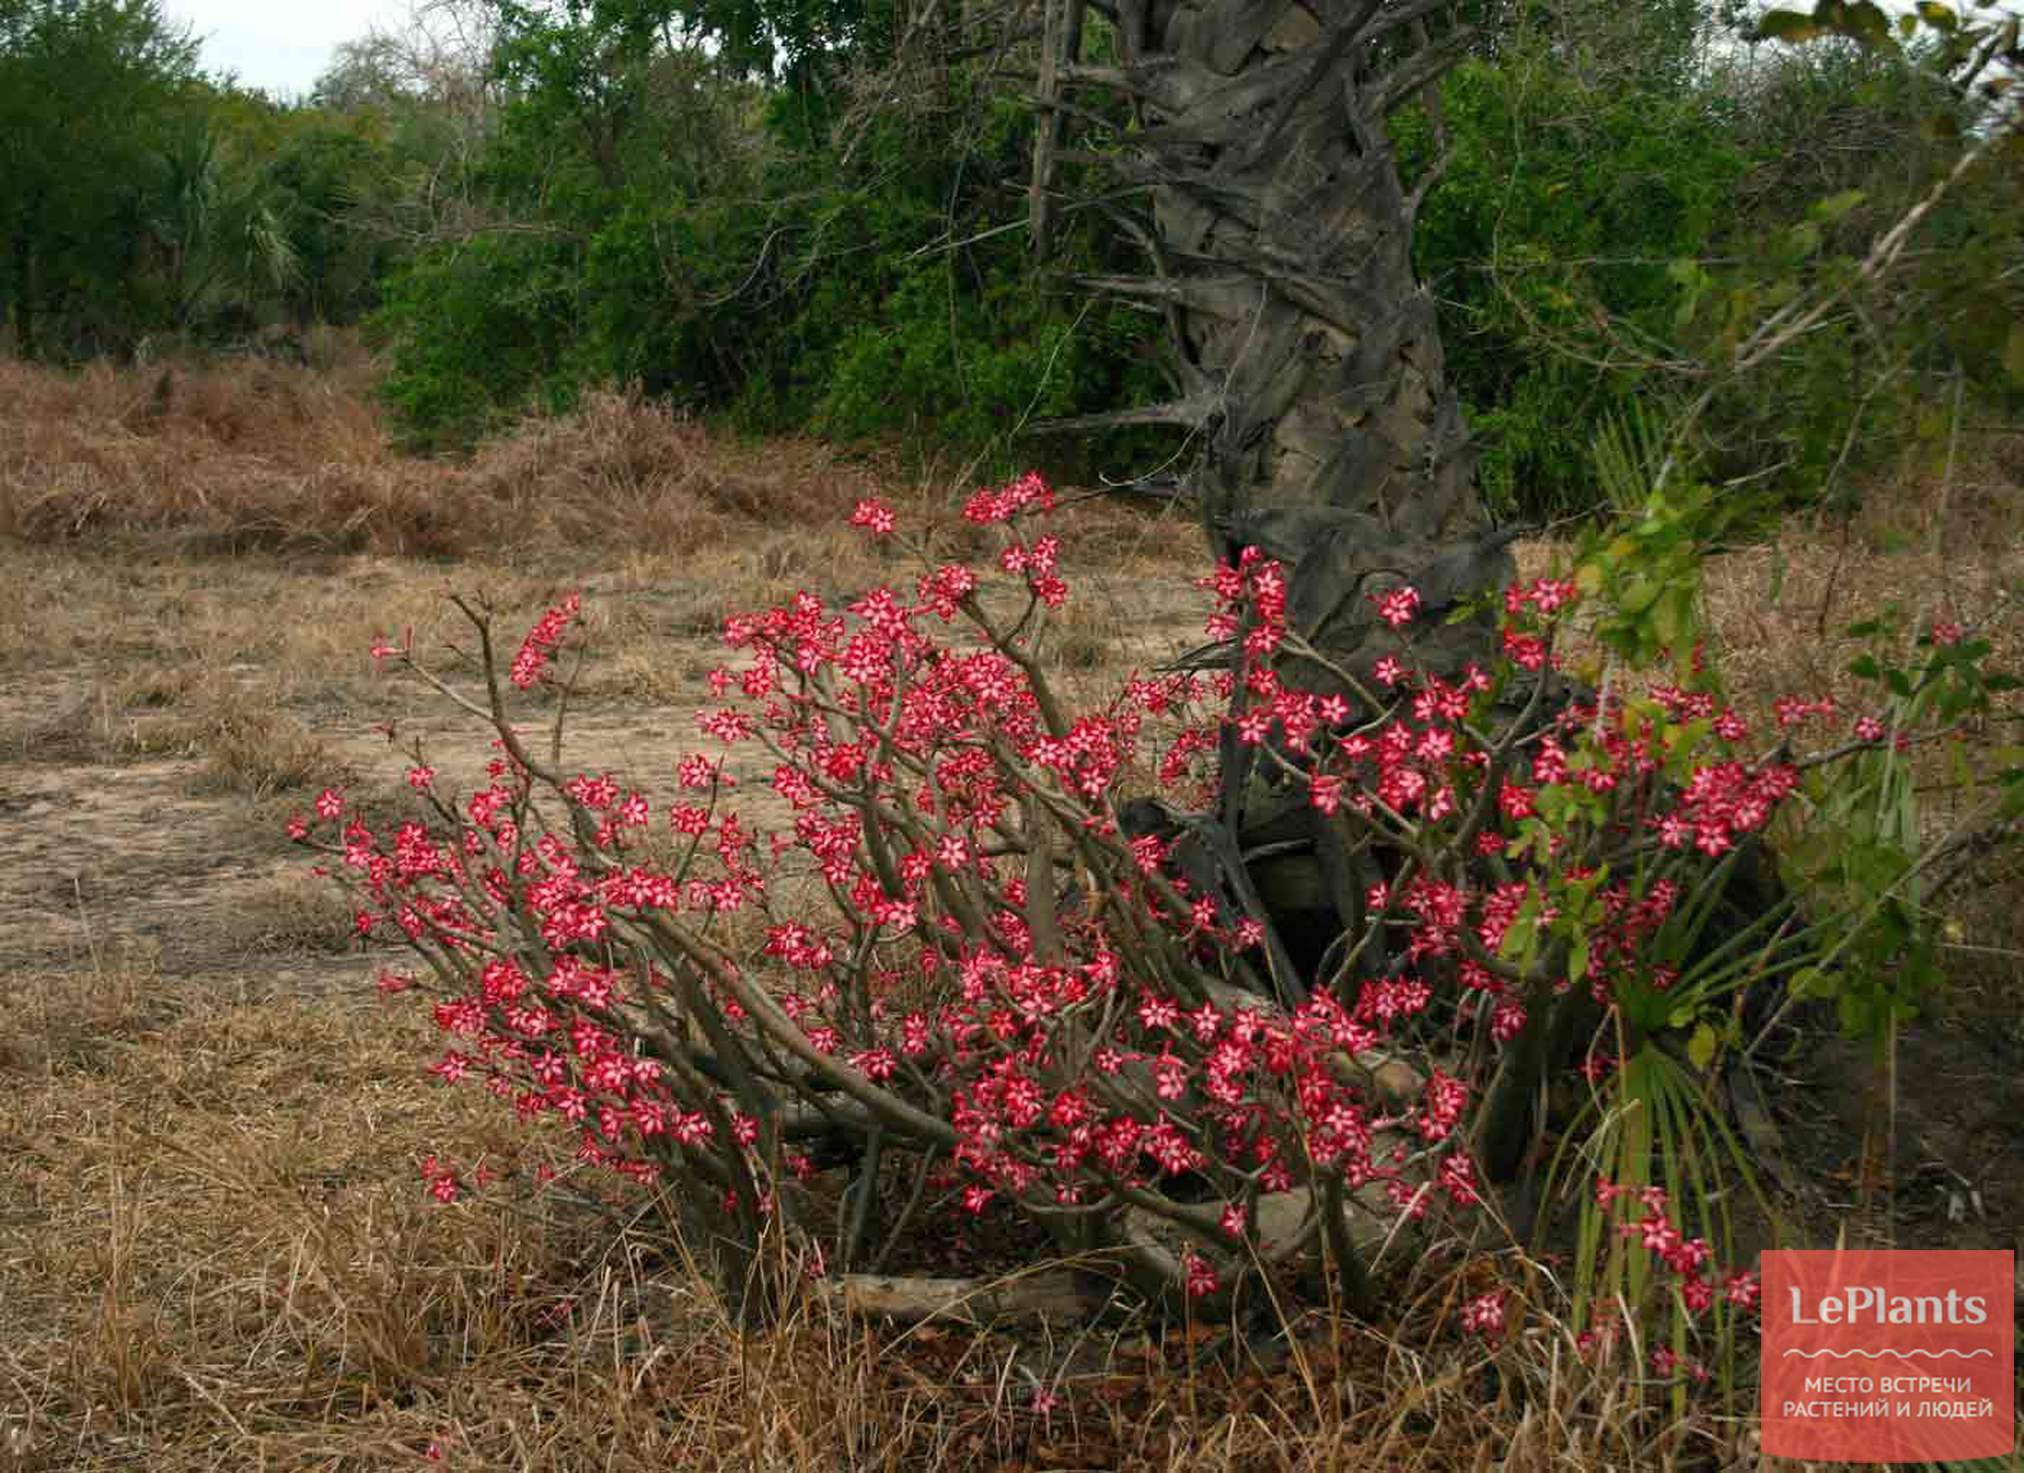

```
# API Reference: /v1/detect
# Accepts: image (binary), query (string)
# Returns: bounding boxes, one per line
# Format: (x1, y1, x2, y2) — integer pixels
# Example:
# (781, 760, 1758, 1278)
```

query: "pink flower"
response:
(1489, 998, 1526, 1045)
(1528, 578, 1577, 613)
(1681, 1274, 1715, 1314)
(1373, 585, 1423, 630)
(1774, 695, 1836, 730)
(852, 1047, 898, 1082)
(677, 754, 723, 789)
(1182, 1252, 1220, 1299)
(511, 592, 582, 689)
(849, 498, 899, 536)
(1502, 629, 1547, 671)
(1461, 1290, 1507, 1338)
(1723, 1270, 1762, 1310)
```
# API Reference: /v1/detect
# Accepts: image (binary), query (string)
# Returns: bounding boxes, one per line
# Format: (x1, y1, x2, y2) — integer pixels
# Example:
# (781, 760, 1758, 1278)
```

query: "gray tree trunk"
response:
(1058, 0, 1512, 687)
(1055, 0, 1530, 1058)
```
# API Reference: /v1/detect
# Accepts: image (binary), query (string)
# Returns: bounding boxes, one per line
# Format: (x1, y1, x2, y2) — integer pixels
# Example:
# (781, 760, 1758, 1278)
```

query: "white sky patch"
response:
(163, 0, 2023, 103)
(164, 0, 410, 99)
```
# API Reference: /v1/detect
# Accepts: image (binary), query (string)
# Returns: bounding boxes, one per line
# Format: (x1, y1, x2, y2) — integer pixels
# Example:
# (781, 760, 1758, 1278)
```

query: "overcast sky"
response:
(164, 0, 408, 99)
(163, 0, 2022, 100)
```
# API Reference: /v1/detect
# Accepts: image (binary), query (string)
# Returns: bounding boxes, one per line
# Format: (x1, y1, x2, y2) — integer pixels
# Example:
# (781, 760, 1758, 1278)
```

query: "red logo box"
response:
(1762, 1250, 2013, 1462)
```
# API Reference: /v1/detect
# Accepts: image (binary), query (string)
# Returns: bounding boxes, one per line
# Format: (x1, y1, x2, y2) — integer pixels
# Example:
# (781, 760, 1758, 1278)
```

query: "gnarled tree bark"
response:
(1040, 0, 1556, 1182)
(1053, 0, 1511, 689)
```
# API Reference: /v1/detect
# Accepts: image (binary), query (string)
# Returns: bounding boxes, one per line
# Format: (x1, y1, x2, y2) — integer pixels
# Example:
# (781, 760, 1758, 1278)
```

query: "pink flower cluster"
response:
(510, 592, 583, 689)
(1461, 1289, 1508, 1339)
(1576, 1178, 1763, 1382)
(307, 472, 1944, 1316)
(962, 469, 1057, 525)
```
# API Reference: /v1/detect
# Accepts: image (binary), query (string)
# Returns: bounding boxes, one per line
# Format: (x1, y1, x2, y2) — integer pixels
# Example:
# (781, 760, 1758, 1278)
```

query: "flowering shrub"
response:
(296, 472, 2015, 1326)
(1578, 1177, 1763, 1382)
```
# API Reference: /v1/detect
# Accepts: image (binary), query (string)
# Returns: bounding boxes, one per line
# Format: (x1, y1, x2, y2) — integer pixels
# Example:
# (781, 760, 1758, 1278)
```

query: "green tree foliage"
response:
(1665, 42, 2023, 501)
(262, 121, 394, 325)
(1397, 0, 2020, 523)
(366, 0, 1163, 462)
(8, 0, 2014, 518)
(0, 0, 203, 356)
(0, 0, 425, 357)
(374, 232, 587, 438)
(1402, 52, 1749, 516)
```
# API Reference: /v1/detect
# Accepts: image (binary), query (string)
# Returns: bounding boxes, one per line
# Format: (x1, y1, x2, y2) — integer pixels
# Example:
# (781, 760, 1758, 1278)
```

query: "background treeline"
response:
(3, 0, 2018, 519)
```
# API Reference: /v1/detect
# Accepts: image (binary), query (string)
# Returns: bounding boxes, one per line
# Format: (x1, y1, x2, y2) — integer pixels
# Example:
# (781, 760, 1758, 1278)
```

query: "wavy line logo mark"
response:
(1762, 1249, 2014, 1463)
(1780, 1347, 1996, 1360)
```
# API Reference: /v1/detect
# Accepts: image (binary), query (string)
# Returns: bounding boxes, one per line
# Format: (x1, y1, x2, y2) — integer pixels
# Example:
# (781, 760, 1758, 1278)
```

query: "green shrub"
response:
(1401, 56, 1749, 519)
(370, 234, 585, 451)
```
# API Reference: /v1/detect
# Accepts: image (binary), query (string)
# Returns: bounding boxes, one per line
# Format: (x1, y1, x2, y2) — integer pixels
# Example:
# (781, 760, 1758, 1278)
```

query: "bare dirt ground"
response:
(2, 361, 2020, 1469)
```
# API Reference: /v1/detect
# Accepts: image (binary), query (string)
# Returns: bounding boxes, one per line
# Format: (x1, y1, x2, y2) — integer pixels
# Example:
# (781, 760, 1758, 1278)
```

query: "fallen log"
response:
(814, 1269, 1113, 1325)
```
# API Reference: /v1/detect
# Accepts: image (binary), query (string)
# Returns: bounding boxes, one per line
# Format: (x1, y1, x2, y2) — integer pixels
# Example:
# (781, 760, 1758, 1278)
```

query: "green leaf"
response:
(1618, 576, 1663, 615)
(1915, 1, 1958, 31)
(1687, 1022, 1719, 1072)
(2004, 321, 2024, 388)
(1838, 0, 1894, 45)
(1790, 966, 1833, 1000)
(1756, 8, 1824, 39)
(1848, 654, 1881, 680)
(1950, 738, 1975, 791)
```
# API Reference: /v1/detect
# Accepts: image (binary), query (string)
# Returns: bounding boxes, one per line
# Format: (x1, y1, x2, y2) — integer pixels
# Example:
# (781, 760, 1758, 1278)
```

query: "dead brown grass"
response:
(0, 355, 888, 559)
(1699, 444, 2024, 996)
(0, 949, 1757, 1470)
(0, 661, 346, 803)
(2, 356, 2019, 1471)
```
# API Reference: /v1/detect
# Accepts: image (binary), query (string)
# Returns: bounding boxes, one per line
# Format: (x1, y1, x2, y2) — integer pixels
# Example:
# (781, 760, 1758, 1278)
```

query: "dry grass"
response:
(1701, 443, 2024, 997)
(0, 353, 879, 559)
(2, 356, 2019, 1470)
(0, 953, 1757, 1470)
